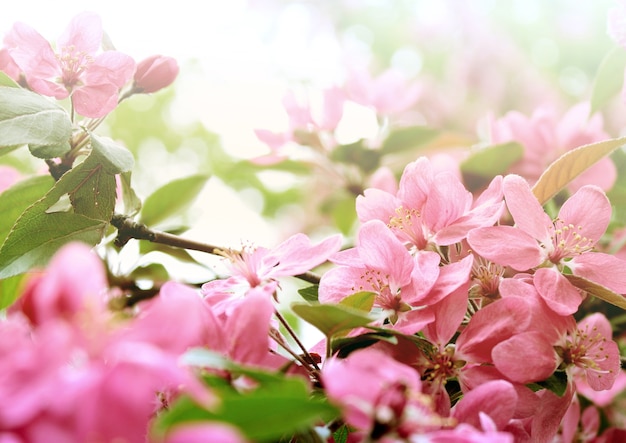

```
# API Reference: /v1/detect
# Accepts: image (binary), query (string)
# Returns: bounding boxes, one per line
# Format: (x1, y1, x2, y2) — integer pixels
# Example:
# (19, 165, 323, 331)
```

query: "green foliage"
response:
(139, 174, 209, 227)
(532, 136, 626, 205)
(527, 370, 569, 397)
(298, 284, 319, 302)
(291, 292, 376, 338)
(0, 72, 19, 87)
(331, 140, 381, 173)
(156, 353, 339, 442)
(0, 175, 54, 247)
(0, 135, 134, 278)
(461, 142, 524, 191)
(379, 125, 439, 155)
(0, 273, 25, 310)
(590, 46, 626, 114)
(0, 87, 72, 153)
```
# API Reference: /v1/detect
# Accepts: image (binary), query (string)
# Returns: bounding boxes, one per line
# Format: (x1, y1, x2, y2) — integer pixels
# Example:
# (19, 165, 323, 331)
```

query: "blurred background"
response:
(1, 0, 624, 277)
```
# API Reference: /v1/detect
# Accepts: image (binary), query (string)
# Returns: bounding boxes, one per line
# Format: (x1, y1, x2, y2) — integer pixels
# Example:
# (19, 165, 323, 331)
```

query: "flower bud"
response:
(133, 55, 179, 93)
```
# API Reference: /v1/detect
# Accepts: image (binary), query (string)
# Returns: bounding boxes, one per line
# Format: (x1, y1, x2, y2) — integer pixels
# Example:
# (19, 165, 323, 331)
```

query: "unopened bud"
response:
(133, 55, 179, 93)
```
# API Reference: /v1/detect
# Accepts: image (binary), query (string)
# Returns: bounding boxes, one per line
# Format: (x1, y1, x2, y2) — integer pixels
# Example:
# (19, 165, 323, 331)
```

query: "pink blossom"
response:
(321, 348, 441, 437)
(357, 156, 504, 250)
(4, 12, 135, 117)
(487, 103, 616, 192)
(10, 242, 108, 329)
(202, 233, 341, 311)
(318, 220, 441, 330)
(345, 67, 422, 116)
(468, 174, 626, 315)
(608, 1, 626, 48)
(133, 55, 179, 93)
(0, 48, 20, 80)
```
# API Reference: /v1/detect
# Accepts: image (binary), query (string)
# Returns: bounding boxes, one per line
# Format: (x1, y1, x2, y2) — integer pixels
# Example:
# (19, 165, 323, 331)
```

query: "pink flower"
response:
(0, 48, 20, 80)
(202, 233, 341, 312)
(467, 174, 626, 315)
(4, 12, 135, 117)
(321, 348, 441, 437)
(487, 103, 616, 192)
(133, 55, 179, 93)
(357, 156, 504, 250)
(345, 67, 422, 116)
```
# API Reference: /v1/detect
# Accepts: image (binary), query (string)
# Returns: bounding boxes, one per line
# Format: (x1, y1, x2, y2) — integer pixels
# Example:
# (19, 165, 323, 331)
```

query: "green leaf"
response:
(155, 363, 338, 443)
(0, 86, 72, 150)
(119, 171, 142, 217)
(89, 133, 135, 174)
(0, 149, 118, 278)
(333, 425, 350, 443)
(460, 142, 524, 191)
(590, 46, 626, 115)
(0, 273, 26, 310)
(67, 153, 117, 221)
(339, 291, 376, 311)
(532, 136, 626, 205)
(379, 125, 439, 154)
(291, 301, 375, 338)
(564, 274, 626, 311)
(527, 370, 568, 397)
(330, 140, 381, 173)
(332, 331, 398, 358)
(139, 174, 209, 226)
(0, 72, 19, 88)
(28, 142, 71, 159)
(0, 175, 54, 247)
(298, 285, 319, 302)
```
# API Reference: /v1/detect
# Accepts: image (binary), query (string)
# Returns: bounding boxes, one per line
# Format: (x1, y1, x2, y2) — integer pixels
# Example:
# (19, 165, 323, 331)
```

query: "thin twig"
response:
(110, 214, 322, 285)
(274, 308, 321, 371)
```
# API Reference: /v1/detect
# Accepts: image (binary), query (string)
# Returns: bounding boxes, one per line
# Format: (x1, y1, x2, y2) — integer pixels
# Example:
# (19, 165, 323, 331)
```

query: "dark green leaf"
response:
(155, 363, 338, 443)
(0, 149, 118, 278)
(460, 142, 524, 191)
(0, 87, 72, 150)
(379, 126, 439, 154)
(139, 174, 209, 226)
(291, 301, 375, 338)
(332, 331, 398, 358)
(333, 425, 350, 443)
(590, 46, 626, 115)
(527, 370, 568, 397)
(298, 285, 319, 302)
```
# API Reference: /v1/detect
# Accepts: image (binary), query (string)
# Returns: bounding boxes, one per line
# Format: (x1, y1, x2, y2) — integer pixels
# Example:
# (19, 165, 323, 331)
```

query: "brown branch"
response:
(110, 214, 322, 285)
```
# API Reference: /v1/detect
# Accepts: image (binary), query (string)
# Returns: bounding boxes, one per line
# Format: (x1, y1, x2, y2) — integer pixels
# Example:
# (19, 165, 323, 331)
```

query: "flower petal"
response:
(467, 226, 543, 271)
(503, 174, 552, 243)
(534, 268, 583, 315)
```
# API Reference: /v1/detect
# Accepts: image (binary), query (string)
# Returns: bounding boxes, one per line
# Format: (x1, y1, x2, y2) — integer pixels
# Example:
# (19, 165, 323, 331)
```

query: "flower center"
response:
(560, 323, 611, 373)
(470, 256, 504, 301)
(547, 218, 594, 263)
(56, 45, 93, 90)
(388, 206, 428, 249)
(421, 345, 460, 386)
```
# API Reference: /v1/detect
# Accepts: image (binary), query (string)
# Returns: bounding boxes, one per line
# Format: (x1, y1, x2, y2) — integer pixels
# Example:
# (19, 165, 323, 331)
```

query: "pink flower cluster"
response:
(1, 12, 178, 118)
(314, 156, 626, 441)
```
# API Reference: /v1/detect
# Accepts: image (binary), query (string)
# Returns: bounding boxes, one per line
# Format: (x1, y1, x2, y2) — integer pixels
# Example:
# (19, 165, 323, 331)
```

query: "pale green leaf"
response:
(339, 291, 376, 311)
(119, 171, 142, 217)
(90, 133, 135, 174)
(28, 141, 71, 159)
(590, 46, 626, 115)
(461, 142, 524, 191)
(564, 274, 626, 310)
(532, 136, 626, 205)
(0, 87, 72, 149)
(140, 174, 209, 226)
(0, 72, 19, 88)
(379, 125, 439, 154)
